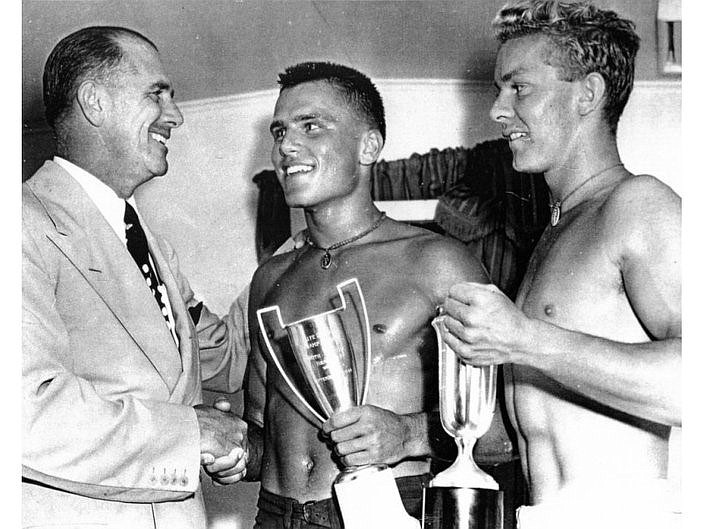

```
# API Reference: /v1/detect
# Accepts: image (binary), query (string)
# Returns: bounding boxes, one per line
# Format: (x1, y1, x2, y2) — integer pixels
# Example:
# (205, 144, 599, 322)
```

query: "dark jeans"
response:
(253, 473, 430, 529)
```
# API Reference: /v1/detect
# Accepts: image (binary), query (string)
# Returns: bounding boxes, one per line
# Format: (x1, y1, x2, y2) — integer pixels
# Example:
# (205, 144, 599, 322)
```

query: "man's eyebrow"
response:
(149, 81, 174, 96)
(293, 112, 324, 122)
(269, 112, 330, 132)
(499, 69, 520, 83)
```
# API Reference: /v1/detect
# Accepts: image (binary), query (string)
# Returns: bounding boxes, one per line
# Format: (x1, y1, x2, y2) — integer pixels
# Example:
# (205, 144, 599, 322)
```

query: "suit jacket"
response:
(22, 161, 247, 528)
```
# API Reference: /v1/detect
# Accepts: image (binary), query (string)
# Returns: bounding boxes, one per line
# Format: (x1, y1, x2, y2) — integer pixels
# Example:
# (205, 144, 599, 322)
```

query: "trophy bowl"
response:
(256, 278, 383, 483)
(422, 315, 503, 529)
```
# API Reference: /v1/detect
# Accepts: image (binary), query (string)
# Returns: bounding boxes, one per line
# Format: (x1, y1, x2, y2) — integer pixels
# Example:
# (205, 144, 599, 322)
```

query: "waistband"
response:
(516, 478, 680, 529)
(257, 473, 430, 528)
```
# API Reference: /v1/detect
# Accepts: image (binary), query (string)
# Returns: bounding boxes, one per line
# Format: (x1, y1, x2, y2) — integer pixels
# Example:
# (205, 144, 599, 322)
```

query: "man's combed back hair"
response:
(493, 0, 640, 134)
(43, 26, 157, 129)
(278, 61, 386, 141)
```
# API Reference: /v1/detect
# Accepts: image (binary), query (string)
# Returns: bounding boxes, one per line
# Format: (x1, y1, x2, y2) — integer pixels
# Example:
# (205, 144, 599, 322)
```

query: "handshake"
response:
(194, 398, 249, 486)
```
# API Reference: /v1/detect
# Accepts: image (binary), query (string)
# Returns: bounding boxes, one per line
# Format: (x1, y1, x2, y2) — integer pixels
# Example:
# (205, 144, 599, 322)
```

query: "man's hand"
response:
(194, 403, 249, 485)
(321, 405, 417, 467)
(197, 397, 250, 485)
(440, 282, 534, 366)
(203, 445, 248, 486)
(292, 228, 308, 249)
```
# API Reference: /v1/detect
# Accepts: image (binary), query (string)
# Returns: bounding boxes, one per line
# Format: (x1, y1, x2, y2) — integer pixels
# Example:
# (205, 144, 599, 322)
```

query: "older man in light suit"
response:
(23, 26, 248, 528)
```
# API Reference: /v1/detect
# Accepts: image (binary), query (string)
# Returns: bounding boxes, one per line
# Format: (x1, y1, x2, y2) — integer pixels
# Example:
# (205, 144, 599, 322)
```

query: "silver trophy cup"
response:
(256, 278, 385, 483)
(422, 315, 503, 529)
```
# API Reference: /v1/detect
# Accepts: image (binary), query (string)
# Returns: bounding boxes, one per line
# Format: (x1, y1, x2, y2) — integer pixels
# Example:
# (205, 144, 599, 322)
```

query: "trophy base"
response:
(334, 463, 387, 484)
(422, 487, 503, 529)
(335, 466, 419, 529)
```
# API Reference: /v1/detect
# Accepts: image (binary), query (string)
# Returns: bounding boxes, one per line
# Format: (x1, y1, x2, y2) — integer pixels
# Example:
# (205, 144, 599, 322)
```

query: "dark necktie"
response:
(124, 201, 179, 347)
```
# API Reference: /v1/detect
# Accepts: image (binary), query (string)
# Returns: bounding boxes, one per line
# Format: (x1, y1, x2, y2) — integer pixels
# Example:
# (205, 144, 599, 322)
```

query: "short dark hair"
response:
(278, 61, 386, 141)
(43, 26, 157, 129)
(493, 0, 640, 134)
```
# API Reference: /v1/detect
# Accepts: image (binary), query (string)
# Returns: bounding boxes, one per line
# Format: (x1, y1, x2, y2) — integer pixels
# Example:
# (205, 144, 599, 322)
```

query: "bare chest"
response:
(517, 209, 628, 332)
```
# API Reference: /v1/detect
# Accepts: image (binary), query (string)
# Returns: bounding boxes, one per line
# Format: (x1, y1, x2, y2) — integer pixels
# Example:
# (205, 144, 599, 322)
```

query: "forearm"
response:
(165, 238, 248, 394)
(401, 411, 455, 463)
(525, 319, 681, 426)
(243, 421, 264, 481)
(23, 375, 201, 501)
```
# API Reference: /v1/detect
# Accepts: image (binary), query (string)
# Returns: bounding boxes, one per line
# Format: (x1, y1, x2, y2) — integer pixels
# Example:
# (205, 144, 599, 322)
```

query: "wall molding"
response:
(23, 79, 682, 136)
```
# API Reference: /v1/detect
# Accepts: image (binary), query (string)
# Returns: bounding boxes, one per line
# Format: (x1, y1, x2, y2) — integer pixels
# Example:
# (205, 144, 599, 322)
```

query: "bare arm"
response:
(442, 177, 681, 426)
(239, 264, 276, 481)
(324, 235, 494, 465)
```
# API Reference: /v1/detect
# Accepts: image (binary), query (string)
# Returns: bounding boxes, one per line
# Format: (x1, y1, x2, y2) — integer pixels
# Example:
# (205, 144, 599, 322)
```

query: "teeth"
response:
(150, 132, 167, 145)
(508, 132, 527, 141)
(286, 164, 313, 176)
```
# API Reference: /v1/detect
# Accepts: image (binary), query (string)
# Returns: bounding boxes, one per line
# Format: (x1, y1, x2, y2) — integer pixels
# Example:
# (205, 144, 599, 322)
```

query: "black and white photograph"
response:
(19, 1, 688, 528)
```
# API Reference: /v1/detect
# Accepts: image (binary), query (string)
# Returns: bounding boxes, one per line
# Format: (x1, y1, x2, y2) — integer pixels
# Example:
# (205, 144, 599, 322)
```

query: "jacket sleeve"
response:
(22, 215, 202, 503)
(156, 236, 250, 394)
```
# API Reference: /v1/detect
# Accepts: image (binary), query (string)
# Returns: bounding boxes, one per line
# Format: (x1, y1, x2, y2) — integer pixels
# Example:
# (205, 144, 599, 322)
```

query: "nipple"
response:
(544, 304, 555, 317)
(373, 324, 387, 334)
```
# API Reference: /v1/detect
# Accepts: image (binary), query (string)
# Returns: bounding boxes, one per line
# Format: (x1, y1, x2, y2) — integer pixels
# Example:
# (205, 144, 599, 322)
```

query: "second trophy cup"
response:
(422, 315, 504, 529)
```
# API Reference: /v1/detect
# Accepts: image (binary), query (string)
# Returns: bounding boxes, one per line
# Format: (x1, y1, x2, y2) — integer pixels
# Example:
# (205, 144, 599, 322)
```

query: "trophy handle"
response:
(336, 278, 372, 406)
(256, 306, 327, 423)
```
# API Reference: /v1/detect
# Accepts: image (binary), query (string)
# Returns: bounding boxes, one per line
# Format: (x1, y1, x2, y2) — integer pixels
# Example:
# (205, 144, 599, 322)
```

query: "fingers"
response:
(292, 229, 308, 249)
(448, 281, 499, 303)
(211, 469, 248, 486)
(195, 405, 248, 459)
(321, 407, 362, 435)
(205, 446, 249, 486)
(213, 397, 231, 413)
(205, 447, 247, 473)
(440, 315, 508, 366)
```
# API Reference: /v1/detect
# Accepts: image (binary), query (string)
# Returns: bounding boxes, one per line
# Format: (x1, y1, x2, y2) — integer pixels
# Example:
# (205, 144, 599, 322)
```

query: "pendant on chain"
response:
(320, 251, 332, 269)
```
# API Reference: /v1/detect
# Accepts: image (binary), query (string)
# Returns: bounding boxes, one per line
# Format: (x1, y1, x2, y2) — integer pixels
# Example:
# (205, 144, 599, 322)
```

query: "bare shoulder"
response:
(250, 248, 302, 303)
(604, 174, 680, 222)
(395, 224, 488, 285)
(601, 174, 681, 258)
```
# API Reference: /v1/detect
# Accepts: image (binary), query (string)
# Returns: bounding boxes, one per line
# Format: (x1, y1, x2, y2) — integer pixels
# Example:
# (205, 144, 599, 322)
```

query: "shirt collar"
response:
(53, 156, 136, 245)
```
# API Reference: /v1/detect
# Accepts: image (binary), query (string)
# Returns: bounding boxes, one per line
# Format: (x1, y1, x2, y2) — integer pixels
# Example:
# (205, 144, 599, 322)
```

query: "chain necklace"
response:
(306, 213, 387, 269)
(549, 163, 624, 226)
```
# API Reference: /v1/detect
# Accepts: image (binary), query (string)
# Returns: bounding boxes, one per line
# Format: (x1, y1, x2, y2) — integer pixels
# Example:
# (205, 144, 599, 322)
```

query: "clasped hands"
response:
(195, 399, 249, 485)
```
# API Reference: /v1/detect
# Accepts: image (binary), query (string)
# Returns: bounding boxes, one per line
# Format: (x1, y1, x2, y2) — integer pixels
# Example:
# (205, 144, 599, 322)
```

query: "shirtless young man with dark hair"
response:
(242, 61, 490, 529)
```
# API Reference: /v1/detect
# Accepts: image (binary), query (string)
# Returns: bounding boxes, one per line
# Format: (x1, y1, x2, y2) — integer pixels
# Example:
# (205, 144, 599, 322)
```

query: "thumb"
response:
(213, 397, 231, 413)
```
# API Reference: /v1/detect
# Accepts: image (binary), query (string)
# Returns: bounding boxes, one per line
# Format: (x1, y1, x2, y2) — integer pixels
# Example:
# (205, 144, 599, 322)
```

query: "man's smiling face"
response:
(491, 34, 581, 175)
(100, 36, 184, 197)
(270, 80, 367, 209)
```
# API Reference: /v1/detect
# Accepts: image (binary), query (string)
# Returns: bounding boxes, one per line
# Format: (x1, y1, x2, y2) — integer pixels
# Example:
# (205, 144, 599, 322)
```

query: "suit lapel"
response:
(143, 226, 200, 398)
(28, 162, 183, 390)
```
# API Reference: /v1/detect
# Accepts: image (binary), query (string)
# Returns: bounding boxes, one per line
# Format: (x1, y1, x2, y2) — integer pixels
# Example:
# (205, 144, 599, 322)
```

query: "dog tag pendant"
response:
(320, 251, 332, 269)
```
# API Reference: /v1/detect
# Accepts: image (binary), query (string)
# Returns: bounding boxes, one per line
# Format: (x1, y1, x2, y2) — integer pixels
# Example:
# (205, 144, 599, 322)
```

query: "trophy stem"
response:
(429, 437, 499, 490)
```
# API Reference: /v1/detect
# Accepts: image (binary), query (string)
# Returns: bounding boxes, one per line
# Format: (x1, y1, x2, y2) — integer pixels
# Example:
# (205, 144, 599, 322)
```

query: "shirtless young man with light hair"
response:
(242, 62, 489, 529)
(438, 2, 681, 528)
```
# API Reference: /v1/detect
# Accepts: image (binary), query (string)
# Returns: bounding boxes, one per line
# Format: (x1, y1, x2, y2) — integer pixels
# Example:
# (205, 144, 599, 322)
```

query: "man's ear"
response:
(76, 80, 107, 127)
(577, 72, 606, 117)
(359, 129, 384, 166)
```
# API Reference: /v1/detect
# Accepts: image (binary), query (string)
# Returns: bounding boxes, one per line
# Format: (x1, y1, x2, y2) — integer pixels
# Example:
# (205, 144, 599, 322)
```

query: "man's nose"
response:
(277, 130, 300, 155)
(163, 98, 184, 128)
(490, 91, 513, 123)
